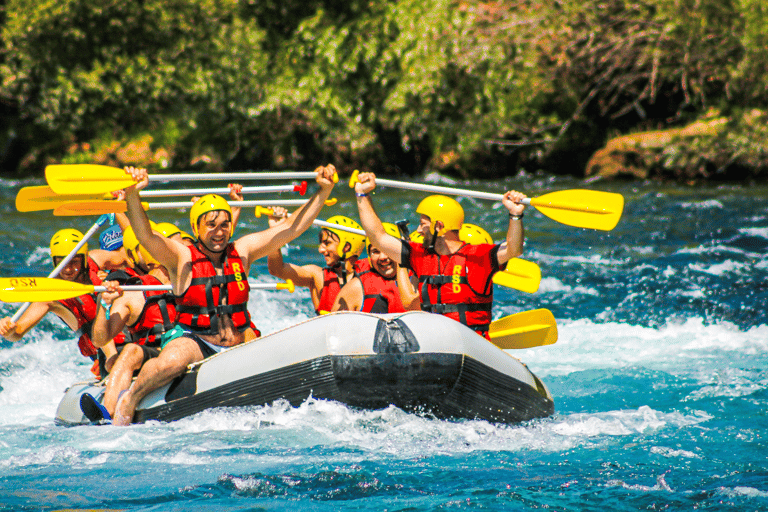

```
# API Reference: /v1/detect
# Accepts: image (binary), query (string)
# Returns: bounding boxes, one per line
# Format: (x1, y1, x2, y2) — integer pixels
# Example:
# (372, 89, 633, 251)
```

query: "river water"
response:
(0, 173, 766, 511)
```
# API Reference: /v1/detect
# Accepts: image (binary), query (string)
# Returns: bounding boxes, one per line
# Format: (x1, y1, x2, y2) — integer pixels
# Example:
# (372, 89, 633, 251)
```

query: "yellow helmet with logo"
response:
(365, 222, 401, 253)
(409, 231, 424, 244)
(324, 216, 365, 259)
(50, 229, 87, 259)
(459, 223, 493, 245)
(416, 195, 464, 236)
(155, 222, 181, 239)
(189, 194, 233, 238)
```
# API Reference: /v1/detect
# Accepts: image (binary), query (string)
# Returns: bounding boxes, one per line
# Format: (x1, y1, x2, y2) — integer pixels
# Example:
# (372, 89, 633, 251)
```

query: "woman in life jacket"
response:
(266, 211, 367, 315)
(0, 228, 128, 377)
(331, 223, 407, 314)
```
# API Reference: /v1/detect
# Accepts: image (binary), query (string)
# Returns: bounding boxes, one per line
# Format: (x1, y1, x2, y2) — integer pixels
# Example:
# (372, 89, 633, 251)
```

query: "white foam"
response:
(680, 199, 723, 209)
(689, 260, 749, 276)
(515, 317, 768, 377)
(717, 486, 768, 499)
(739, 227, 768, 239)
(538, 277, 599, 296)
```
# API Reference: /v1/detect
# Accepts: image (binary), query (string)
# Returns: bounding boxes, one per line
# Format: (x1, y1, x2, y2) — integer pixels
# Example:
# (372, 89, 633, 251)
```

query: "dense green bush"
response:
(1, 0, 766, 179)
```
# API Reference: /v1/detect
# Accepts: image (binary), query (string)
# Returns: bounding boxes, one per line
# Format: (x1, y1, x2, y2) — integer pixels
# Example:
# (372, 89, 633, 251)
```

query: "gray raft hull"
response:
(56, 311, 554, 425)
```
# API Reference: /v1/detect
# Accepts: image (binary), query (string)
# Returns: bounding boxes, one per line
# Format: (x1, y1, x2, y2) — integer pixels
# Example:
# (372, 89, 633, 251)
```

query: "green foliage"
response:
(0, 0, 766, 179)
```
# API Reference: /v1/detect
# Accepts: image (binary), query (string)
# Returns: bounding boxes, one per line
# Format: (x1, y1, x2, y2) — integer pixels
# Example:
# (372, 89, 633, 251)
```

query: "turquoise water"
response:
(0, 174, 766, 511)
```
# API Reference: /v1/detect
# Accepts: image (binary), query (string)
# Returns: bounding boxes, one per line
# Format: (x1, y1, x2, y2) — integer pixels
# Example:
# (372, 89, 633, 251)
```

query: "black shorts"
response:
(183, 331, 220, 359)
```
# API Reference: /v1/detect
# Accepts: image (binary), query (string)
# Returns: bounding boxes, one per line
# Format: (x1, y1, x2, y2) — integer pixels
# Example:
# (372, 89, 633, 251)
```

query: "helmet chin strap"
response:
(196, 238, 227, 254)
(428, 224, 438, 253)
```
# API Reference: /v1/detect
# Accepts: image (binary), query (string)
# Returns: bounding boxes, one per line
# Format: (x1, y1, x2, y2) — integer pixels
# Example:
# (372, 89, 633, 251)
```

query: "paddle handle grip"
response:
(137, 183, 305, 198)
(148, 172, 338, 183)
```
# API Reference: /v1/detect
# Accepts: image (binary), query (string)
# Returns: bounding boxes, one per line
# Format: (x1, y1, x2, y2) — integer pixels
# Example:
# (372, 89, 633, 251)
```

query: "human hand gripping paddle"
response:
(15, 182, 309, 212)
(0, 277, 295, 303)
(349, 170, 624, 231)
(44, 164, 338, 196)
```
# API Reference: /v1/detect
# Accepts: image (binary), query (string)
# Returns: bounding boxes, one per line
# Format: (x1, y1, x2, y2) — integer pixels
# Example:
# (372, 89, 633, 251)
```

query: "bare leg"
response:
(113, 337, 204, 426)
(102, 344, 145, 416)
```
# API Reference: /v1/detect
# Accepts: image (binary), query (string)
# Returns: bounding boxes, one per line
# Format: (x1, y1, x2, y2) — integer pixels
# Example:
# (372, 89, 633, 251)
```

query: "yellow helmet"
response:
(50, 229, 87, 259)
(459, 223, 493, 245)
(366, 222, 401, 253)
(324, 216, 365, 259)
(416, 195, 464, 236)
(178, 230, 195, 242)
(122, 223, 160, 267)
(155, 222, 181, 239)
(409, 231, 424, 244)
(189, 194, 233, 238)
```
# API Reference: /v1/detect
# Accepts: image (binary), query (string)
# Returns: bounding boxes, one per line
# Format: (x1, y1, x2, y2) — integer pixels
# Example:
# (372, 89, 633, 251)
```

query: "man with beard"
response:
(353, 172, 527, 339)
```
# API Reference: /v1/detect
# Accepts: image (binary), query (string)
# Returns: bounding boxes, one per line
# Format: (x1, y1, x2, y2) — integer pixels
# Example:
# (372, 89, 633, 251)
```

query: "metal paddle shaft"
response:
(9, 215, 109, 322)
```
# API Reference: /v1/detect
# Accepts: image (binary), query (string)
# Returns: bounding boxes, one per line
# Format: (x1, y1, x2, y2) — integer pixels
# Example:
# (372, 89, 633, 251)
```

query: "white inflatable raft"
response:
(55, 311, 554, 425)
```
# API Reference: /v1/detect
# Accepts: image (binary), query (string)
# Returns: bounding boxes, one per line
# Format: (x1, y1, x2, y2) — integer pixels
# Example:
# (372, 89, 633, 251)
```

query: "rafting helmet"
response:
(409, 231, 424, 244)
(416, 195, 464, 236)
(50, 229, 87, 260)
(155, 222, 182, 239)
(189, 194, 233, 238)
(122, 223, 161, 267)
(366, 223, 401, 254)
(459, 223, 493, 245)
(323, 216, 365, 259)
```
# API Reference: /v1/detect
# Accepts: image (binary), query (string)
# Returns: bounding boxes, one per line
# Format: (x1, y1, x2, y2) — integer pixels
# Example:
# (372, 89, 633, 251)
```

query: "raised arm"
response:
(496, 190, 526, 265)
(354, 172, 404, 264)
(123, 167, 189, 274)
(236, 164, 336, 265)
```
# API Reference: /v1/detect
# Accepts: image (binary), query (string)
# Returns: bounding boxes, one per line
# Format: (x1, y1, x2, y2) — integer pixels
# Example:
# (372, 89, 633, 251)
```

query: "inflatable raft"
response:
(55, 311, 554, 426)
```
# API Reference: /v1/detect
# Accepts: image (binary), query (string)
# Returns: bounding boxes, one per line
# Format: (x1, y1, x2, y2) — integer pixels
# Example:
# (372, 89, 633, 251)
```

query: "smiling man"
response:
(111, 165, 337, 425)
(331, 223, 406, 314)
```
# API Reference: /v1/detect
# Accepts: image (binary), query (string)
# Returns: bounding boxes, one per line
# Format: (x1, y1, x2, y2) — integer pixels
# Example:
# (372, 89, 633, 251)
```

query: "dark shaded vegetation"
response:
(1, 0, 766, 181)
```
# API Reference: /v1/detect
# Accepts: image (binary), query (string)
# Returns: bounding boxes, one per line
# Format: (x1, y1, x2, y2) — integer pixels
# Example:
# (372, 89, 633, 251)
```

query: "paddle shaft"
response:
(10, 216, 108, 322)
(372, 177, 505, 202)
(138, 183, 304, 198)
(148, 171, 318, 181)
(145, 199, 326, 209)
(92, 281, 287, 292)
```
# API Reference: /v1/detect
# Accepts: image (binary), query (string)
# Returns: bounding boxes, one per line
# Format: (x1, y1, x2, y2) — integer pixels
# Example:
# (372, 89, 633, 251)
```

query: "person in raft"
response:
(111, 164, 337, 425)
(79, 227, 178, 422)
(266, 209, 367, 315)
(353, 172, 527, 339)
(0, 228, 128, 377)
(331, 222, 407, 314)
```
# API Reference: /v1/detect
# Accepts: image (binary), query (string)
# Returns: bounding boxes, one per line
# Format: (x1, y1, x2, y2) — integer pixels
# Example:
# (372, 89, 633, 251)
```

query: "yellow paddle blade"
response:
(46, 164, 136, 195)
(489, 308, 558, 349)
(492, 258, 541, 293)
(15, 186, 110, 212)
(529, 189, 623, 231)
(0, 277, 95, 302)
(53, 200, 150, 216)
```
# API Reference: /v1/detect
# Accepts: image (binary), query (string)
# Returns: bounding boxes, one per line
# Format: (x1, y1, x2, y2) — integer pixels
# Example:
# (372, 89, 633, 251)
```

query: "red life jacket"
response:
(358, 268, 406, 314)
(406, 240, 498, 336)
(316, 259, 366, 315)
(59, 257, 127, 358)
(126, 274, 176, 347)
(175, 243, 251, 335)
(87, 257, 103, 285)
